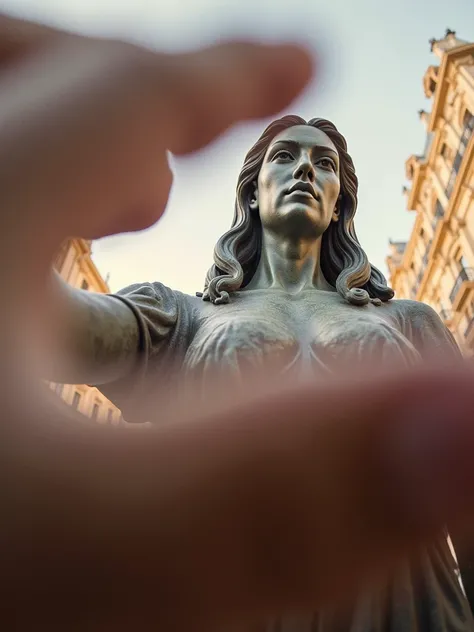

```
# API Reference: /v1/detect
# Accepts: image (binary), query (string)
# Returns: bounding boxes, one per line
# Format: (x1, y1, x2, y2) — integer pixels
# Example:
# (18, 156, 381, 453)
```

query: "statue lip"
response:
(287, 181, 319, 200)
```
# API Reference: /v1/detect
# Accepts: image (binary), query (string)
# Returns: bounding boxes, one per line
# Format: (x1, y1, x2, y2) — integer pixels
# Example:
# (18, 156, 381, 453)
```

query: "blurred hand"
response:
(1, 12, 474, 632)
(0, 14, 312, 244)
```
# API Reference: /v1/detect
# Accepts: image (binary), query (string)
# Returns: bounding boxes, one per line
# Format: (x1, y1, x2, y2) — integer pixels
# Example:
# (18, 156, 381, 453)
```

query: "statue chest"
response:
(184, 291, 420, 376)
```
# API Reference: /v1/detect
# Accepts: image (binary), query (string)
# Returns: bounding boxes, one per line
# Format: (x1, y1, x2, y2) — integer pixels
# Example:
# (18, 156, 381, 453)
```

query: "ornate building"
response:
(51, 239, 122, 425)
(387, 29, 474, 352)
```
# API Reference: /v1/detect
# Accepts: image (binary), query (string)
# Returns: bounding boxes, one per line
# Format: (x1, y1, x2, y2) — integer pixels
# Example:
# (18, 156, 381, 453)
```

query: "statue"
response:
(59, 115, 474, 630)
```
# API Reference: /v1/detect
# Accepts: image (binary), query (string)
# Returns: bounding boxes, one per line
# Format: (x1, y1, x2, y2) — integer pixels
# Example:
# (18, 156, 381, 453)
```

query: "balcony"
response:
(449, 267, 474, 310)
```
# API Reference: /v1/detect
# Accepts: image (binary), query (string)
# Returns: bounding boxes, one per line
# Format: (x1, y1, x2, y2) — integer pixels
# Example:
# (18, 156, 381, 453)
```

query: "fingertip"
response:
(259, 43, 315, 113)
(269, 43, 315, 85)
(167, 40, 316, 156)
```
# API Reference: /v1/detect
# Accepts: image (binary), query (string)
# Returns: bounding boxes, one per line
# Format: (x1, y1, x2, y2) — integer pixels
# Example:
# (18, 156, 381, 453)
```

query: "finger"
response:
(157, 41, 315, 155)
(90, 41, 313, 233)
(0, 13, 73, 64)
(4, 363, 474, 629)
(0, 35, 313, 247)
(142, 364, 474, 621)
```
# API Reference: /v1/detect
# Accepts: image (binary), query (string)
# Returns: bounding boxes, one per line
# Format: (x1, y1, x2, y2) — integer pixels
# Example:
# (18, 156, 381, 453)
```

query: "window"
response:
(107, 409, 115, 424)
(81, 279, 89, 291)
(434, 199, 444, 218)
(463, 109, 473, 129)
(91, 403, 100, 421)
(440, 143, 448, 159)
(72, 391, 81, 410)
(457, 253, 469, 271)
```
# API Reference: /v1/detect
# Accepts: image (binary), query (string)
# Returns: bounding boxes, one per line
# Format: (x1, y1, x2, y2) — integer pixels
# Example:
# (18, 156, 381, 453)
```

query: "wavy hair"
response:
(200, 115, 394, 307)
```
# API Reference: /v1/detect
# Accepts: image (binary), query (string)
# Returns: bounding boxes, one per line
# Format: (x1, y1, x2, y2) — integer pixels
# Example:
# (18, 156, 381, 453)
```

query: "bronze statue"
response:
(54, 116, 474, 631)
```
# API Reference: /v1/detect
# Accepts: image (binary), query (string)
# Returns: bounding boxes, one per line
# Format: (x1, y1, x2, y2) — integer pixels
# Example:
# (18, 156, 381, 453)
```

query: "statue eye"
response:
(273, 150, 294, 161)
(317, 157, 336, 171)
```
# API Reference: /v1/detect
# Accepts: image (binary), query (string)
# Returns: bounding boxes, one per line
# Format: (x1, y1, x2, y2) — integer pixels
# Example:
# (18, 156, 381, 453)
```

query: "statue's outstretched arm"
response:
(46, 270, 140, 386)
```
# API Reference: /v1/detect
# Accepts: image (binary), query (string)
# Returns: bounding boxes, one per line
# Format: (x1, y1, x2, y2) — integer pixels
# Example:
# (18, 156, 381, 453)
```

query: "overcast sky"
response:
(3, 0, 474, 294)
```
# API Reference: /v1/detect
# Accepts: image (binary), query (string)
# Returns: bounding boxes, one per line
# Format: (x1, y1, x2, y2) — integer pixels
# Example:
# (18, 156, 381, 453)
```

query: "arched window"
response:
(91, 403, 100, 421)
(72, 391, 81, 410)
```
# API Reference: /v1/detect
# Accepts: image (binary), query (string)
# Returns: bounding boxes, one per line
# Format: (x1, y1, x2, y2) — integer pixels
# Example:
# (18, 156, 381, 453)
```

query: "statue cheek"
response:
(260, 181, 278, 207)
(262, 176, 278, 196)
(326, 180, 340, 208)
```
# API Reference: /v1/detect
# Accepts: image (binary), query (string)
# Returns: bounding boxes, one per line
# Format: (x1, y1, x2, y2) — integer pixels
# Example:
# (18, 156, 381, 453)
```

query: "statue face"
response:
(253, 125, 341, 239)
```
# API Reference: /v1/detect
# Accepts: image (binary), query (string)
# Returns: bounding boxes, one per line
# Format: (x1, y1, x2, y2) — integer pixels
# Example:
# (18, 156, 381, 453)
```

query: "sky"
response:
(3, 0, 474, 294)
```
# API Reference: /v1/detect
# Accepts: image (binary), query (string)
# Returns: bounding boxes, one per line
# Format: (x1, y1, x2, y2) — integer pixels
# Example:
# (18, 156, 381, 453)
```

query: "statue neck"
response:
(246, 231, 333, 294)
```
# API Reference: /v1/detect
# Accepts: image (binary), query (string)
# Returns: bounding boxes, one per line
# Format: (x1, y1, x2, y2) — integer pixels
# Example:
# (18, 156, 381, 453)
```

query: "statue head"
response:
(201, 115, 394, 306)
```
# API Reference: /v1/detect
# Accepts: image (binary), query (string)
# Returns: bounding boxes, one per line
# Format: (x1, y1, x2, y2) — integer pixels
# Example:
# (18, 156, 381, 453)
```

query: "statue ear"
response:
(332, 196, 341, 222)
(249, 183, 259, 211)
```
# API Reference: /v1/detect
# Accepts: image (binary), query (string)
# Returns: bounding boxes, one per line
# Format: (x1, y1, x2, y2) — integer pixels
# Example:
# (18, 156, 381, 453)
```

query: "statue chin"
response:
(265, 207, 328, 241)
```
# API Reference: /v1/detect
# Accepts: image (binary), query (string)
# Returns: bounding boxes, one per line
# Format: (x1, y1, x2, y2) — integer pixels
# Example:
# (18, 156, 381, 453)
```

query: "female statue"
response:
(54, 115, 474, 630)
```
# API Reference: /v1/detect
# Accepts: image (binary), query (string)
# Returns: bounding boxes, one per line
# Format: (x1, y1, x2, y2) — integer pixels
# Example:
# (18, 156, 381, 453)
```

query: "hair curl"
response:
(200, 115, 394, 307)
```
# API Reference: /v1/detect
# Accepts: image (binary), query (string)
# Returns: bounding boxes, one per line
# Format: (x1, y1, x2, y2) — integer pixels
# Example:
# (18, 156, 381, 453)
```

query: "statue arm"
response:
(47, 270, 141, 386)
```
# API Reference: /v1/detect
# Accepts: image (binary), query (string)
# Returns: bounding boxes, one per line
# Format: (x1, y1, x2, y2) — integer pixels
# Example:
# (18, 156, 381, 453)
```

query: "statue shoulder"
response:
(113, 280, 196, 309)
(385, 298, 459, 356)
(386, 298, 443, 326)
(110, 281, 202, 337)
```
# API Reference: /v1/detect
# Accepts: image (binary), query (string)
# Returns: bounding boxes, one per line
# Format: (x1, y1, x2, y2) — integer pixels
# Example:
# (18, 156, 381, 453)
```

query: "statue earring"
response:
(249, 196, 258, 211)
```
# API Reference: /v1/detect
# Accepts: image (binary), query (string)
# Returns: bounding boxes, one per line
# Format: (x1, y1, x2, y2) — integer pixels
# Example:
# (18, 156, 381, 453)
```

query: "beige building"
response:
(387, 29, 474, 352)
(51, 238, 122, 425)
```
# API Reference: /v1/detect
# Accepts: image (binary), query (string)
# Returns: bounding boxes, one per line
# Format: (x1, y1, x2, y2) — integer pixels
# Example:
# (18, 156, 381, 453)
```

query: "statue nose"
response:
(293, 160, 315, 182)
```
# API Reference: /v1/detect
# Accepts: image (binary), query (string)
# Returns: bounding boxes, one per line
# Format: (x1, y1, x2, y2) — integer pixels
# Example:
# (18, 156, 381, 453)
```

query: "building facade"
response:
(387, 29, 474, 353)
(51, 238, 122, 425)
